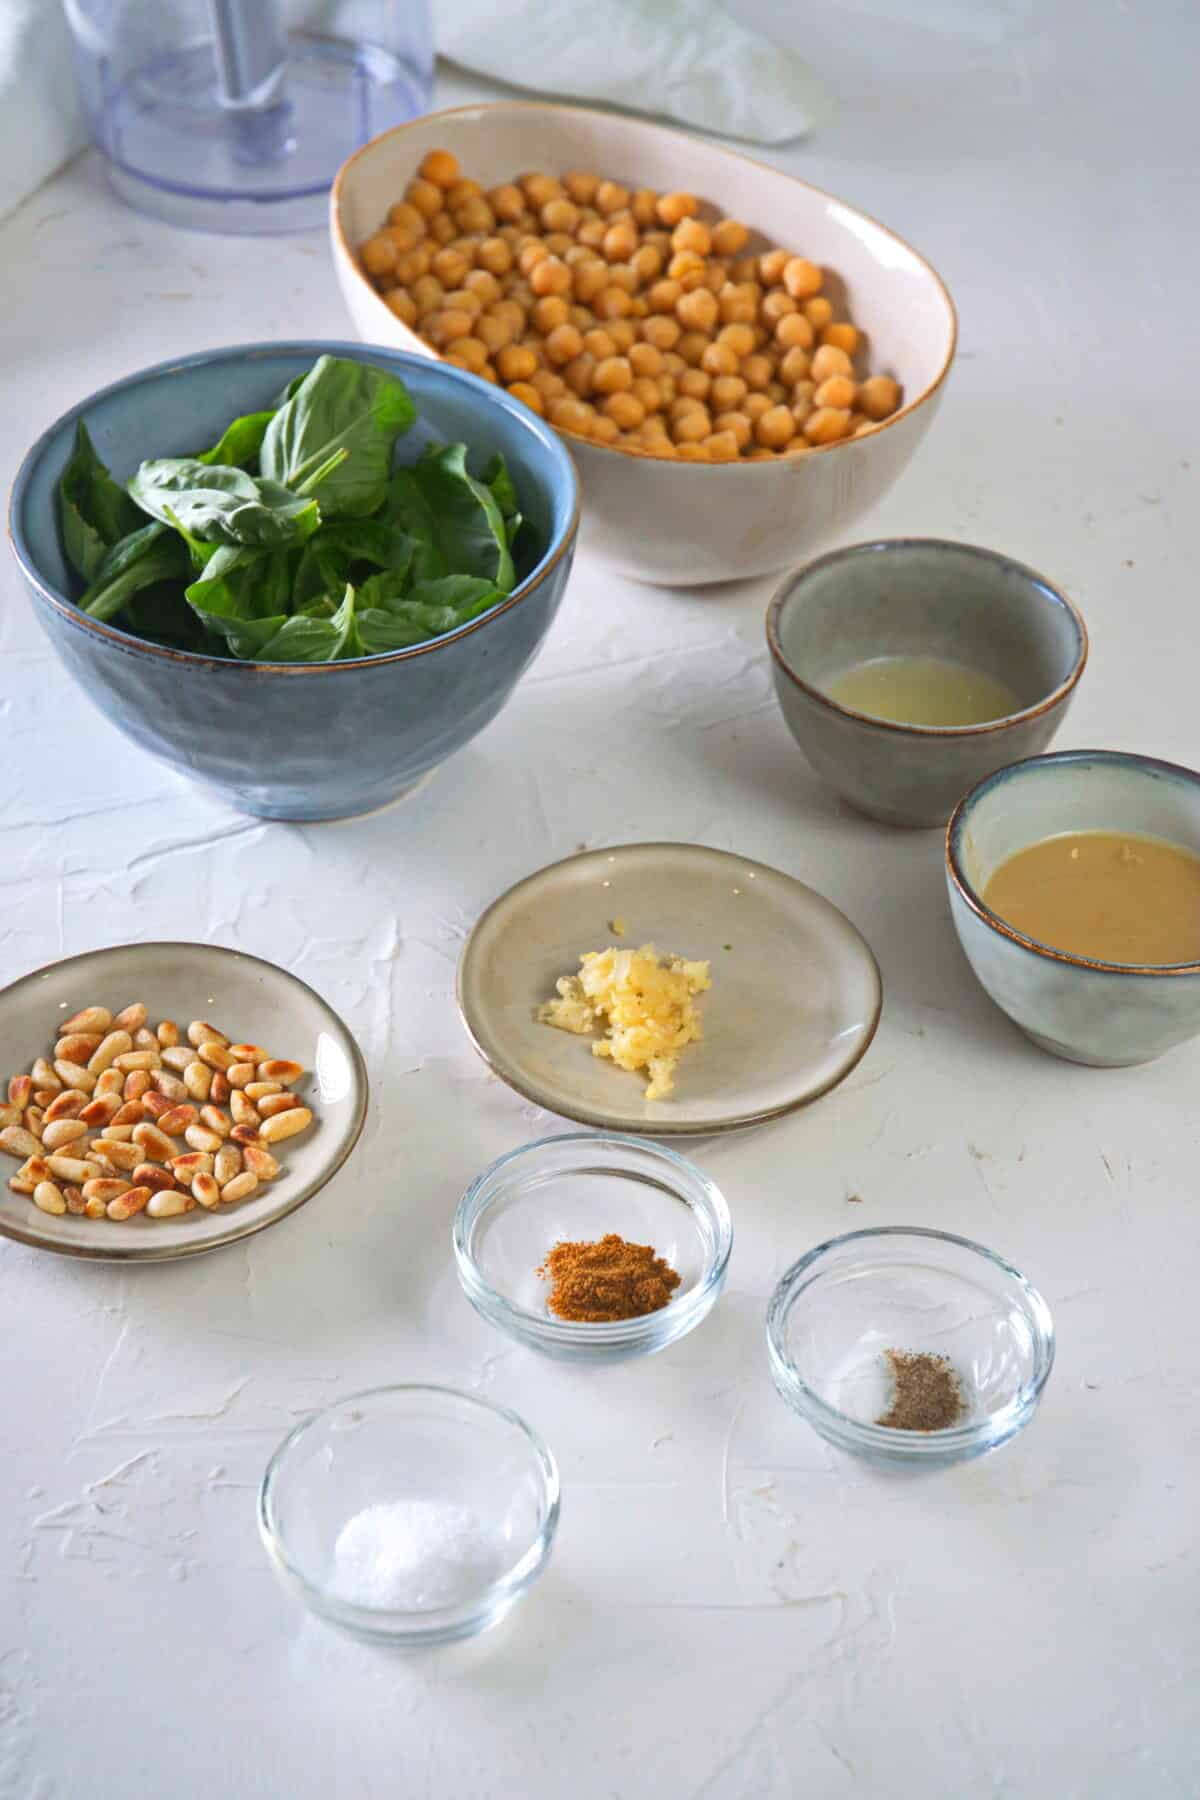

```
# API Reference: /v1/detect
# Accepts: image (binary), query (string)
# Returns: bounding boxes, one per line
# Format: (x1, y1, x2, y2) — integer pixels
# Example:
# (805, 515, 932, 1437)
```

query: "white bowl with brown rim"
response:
(330, 101, 957, 587)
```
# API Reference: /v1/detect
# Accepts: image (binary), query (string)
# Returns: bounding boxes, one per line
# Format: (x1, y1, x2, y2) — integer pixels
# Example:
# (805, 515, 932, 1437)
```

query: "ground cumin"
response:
(876, 1349, 964, 1431)
(537, 1233, 682, 1322)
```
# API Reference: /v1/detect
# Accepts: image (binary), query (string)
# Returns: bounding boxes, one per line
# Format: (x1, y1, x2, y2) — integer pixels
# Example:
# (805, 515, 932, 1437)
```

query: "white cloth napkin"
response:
(0, 0, 824, 224)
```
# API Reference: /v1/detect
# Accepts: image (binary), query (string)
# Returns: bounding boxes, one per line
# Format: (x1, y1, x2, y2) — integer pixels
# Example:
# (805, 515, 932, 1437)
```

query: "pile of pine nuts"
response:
(0, 1004, 313, 1223)
(358, 149, 903, 460)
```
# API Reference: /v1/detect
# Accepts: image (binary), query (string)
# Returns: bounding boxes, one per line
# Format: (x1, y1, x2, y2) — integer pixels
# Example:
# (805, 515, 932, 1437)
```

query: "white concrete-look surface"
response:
(2, 5, 1197, 1794)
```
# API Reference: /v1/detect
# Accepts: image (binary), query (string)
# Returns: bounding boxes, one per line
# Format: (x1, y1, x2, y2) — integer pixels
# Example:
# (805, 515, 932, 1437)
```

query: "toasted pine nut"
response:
(188, 1020, 228, 1048)
(258, 1060, 304, 1086)
(84, 1193, 107, 1219)
(123, 1070, 154, 1101)
(257, 1093, 302, 1120)
(242, 1145, 280, 1181)
(230, 1090, 259, 1127)
(30, 1058, 62, 1095)
(230, 1125, 262, 1148)
(134, 1164, 177, 1193)
(56, 1060, 96, 1094)
(114, 1051, 160, 1072)
(183, 1062, 212, 1102)
(228, 1045, 268, 1065)
(33, 1180, 67, 1216)
(33, 1090, 58, 1108)
(92, 1141, 142, 1172)
(220, 1172, 259, 1205)
(132, 1122, 177, 1161)
(45, 1154, 103, 1183)
(214, 1145, 243, 1186)
(157, 1105, 197, 1135)
(114, 1002, 148, 1033)
(153, 1071, 188, 1102)
(260, 1106, 313, 1143)
(8, 1075, 33, 1109)
(87, 1030, 133, 1075)
(107, 1186, 151, 1220)
(24, 1107, 45, 1138)
(64, 1184, 86, 1215)
(210, 1070, 231, 1104)
(169, 1152, 213, 1179)
(227, 1062, 256, 1088)
(100, 1124, 136, 1142)
(0, 1126, 41, 1159)
(95, 1069, 125, 1099)
(148, 1190, 194, 1217)
(42, 1119, 88, 1151)
(197, 1041, 233, 1071)
(160, 1046, 196, 1073)
(80, 1093, 122, 1126)
(192, 1173, 221, 1209)
(55, 1033, 102, 1065)
(134, 1027, 159, 1052)
(83, 1177, 134, 1205)
(140, 1092, 171, 1121)
(10, 1155, 51, 1193)
(244, 1081, 283, 1101)
(0, 1104, 19, 1130)
(156, 1019, 180, 1048)
(199, 1105, 231, 1139)
(44, 1091, 86, 1123)
(63, 1005, 112, 1035)
(111, 1100, 147, 1127)
(185, 1124, 223, 1153)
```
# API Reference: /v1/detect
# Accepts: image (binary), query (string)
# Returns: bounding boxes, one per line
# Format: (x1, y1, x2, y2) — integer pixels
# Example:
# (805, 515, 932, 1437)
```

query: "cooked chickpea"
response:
(395, 246, 432, 283)
(791, 381, 816, 426)
(577, 217, 607, 249)
(563, 170, 599, 205)
(541, 198, 580, 234)
(406, 177, 444, 219)
(507, 380, 544, 414)
(671, 217, 712, 257)
(700, 341, 739, 378)
(782, 257, 822, 299)
(383, 287, 417, 325)
(821, 322, 859, 355)
(776, 346, 810, 387)
(677, 368, 712, 403)
(477, 237, 514, 277)
(428, 213, 456, 245)
(731, 254, 760, 284)
(603, 221, 639, 262)
(708, 217, 747, 257)
(594, 179, 630, 215)
(627, 342, 663, 378)
(574, 262, 610, 304)
(602, 392, 645, 431)
(631, 376, 661, 412)
(718, 283, 759, 325)
(522, 173, 564, 209)
(743, 392, 772, 422)
(740, 354, 773, 391)
(803, 406, 853, 444)
(717, 321, 756, 358)
(593, 355, 633, 394)
(648, 278, 683, 314)
(814, 374, 858, 410)
(672, 406, 711, 443)
(606, 263, 640, 295)
(462, 268, 501, 306)
(455, 198, 495, 235)
(489, 182, 525, 221)
(627, 187, 656, 227)
(641, 314, 681, 351)
(853, 417, 878, 436)
(518, 240, 549, 275)
(775, 312, 814, 353)
(563, 352, 596, 397)
(531, 368, 567, 401)
(766, 381, 787, 404)
(530, 257, 571, 297)
(676, 288, 719, 333)
(674, 330, 710, 366)
(410, 274, 444, 314)
(543, 231, 573, 258)
(441, 287, 483, 318)
(583, 413, 617, 444)
(583, 327, 618, 360)
(452, 336, 489, 373)
(528, 295, 568, 335)
(714, 409, 752, 449)
(859, 374, 901, 420)
(570, 303, 595, 331)
(361, 233, 397, 278)
(387, 200, 426, 236)
(548, 396, 590, 432)
(474, 314, 513, 355)
(595, 285, 634, 319)
(811, 343, 854, 383)
(803, 296, 834, 330)
(431, 309, 473, 345)
(631, 244, 664, 284)
(544, 323, 584, 366)
(657, 191, 699, 225)
(497, 344, 539, 383)
(710, 374, 748, 412)
(704, 430, 741, 461)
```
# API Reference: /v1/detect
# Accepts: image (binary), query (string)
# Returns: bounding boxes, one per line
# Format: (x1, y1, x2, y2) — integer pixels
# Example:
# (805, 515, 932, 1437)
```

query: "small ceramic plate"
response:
(0, 943, 368, 1261)
(457, 844, 882, 1135)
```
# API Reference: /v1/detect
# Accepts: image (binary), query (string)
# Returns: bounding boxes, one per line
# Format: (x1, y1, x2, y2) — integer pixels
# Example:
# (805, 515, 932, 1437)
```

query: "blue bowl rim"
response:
(766, 536, 1089, 738)
(946, 748, 1200, 976)
(257, 1381, 561, 1639)
(453, 1130, 734, 1353)
(766, 1224, 1056, 1459)
(7, 339, 580, 676)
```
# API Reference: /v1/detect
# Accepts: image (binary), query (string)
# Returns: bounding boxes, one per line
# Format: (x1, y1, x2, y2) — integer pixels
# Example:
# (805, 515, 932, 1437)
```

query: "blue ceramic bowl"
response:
(947, 750, 1200, 1066)
(9, 343, 579, 821)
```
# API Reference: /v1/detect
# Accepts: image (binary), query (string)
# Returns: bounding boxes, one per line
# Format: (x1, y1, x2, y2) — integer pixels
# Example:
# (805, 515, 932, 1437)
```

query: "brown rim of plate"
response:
(8, 341, 581, 677)
(454, 842, 884, 1136)
(766, 538, 1089, 740)
(0, 942, 369, 1261)
(331, 100, 959, 468)
(946, 750, 1200, 977)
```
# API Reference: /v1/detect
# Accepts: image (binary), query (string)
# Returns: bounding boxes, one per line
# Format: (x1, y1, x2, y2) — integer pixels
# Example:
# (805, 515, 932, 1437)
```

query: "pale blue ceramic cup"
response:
(947, 750, 1200, 1066)
(9, 343, 579, 821)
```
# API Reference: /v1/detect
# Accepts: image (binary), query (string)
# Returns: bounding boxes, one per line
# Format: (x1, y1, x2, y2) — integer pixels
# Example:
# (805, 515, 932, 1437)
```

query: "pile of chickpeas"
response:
(358, 150, 902, 461)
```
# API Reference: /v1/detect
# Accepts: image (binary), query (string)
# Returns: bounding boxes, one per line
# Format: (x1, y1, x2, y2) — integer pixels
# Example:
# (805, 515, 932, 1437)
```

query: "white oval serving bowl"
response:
(331, 102, 957, 587)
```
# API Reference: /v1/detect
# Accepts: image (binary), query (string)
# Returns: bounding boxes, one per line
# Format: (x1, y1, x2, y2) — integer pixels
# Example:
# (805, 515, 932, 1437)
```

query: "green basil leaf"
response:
(184, 547, 297, 654)
(195, 410, 275, 468)
(260, 356, 416, 518)
(79, 523, 191, 622)
(129, 458, 321, 547)
(411, 444, 515, 591)
(255, 584, 363, 663)
(57, 421, 144, 582)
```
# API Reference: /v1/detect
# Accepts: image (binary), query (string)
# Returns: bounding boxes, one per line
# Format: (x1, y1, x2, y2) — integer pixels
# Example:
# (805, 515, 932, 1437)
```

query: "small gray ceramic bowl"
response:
(947, 750, 1200, 1067)
(767, 539, 1088, 827)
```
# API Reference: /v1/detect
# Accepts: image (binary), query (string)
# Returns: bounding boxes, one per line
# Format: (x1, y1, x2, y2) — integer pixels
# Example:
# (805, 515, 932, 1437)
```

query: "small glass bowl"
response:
(766, 1227, 1054, 1468)
(454, 1133, 733, 1364)
(258, 1385, 559, 1646)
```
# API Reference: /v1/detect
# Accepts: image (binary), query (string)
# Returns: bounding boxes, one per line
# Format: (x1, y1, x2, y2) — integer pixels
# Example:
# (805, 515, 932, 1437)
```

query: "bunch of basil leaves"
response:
(56, 356, 529, 662)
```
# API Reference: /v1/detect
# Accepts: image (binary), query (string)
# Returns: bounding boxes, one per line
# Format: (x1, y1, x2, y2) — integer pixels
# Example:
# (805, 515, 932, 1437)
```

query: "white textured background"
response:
(2, 3, 1198, 1794)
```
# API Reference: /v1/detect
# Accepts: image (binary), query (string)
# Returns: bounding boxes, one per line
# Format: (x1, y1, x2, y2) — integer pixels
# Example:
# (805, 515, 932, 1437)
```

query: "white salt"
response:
(328, 1499, 505, 1612)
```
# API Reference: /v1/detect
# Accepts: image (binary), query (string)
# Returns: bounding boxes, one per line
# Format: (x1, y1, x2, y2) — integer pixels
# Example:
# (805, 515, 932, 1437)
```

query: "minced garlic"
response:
(538, 943, 711, 1100)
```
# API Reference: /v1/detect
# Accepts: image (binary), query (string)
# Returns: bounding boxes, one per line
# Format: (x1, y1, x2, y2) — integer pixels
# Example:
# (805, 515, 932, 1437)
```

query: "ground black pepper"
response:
(876, 1349, 964, 1431)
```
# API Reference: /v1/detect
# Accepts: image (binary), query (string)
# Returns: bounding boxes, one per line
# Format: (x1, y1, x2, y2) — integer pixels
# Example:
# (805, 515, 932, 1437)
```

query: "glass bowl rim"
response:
(257, 1381, 561, 1631)
(765, 1224, 1056, 1455)
(453, 1130, 734, 1347)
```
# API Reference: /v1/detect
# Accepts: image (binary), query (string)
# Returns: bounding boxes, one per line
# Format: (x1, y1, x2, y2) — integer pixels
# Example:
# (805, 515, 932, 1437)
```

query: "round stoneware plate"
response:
(457, 844, 882, 1135)
(0, 943, 368, 1261)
